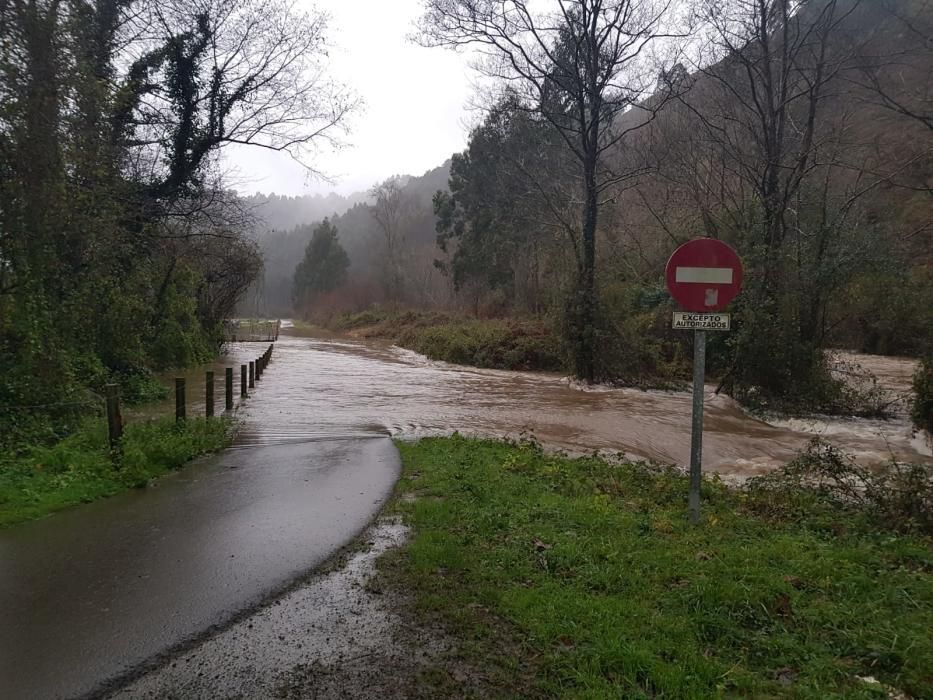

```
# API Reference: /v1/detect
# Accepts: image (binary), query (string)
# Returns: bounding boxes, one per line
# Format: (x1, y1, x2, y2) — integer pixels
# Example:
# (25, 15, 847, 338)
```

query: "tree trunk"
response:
(578, 151, 599, 384)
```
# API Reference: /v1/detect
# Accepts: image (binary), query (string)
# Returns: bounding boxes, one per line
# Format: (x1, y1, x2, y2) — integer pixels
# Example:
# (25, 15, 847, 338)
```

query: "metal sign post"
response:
(665, 238, 743, 524)
(688, 330, 706, 524)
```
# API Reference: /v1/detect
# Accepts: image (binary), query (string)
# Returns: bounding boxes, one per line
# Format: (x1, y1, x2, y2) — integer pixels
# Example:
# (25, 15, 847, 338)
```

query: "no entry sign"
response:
(665, 239, 743, 312)
(664, 238, 743, 524)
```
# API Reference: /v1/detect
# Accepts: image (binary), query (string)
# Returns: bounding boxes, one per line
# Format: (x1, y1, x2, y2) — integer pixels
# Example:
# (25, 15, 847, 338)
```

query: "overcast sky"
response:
(225, 0, 475, 198)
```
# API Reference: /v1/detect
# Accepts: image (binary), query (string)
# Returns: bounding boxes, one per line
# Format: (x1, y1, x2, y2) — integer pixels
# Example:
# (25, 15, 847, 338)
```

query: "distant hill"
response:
(241, 190, 372, 234)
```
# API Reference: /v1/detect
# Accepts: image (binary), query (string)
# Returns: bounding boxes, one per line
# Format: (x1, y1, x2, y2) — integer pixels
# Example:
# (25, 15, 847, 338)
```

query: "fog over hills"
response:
(241, 190, 372, 234)
(240, 162, 452, 316)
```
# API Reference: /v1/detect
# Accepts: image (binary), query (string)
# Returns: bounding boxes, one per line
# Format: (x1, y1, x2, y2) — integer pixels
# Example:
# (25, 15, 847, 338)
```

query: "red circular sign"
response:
(665, 239, 743, 312)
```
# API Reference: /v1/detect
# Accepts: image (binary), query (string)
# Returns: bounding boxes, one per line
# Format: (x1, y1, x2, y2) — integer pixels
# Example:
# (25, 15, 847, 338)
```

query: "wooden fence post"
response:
(225, 367, 234, 411)
(105, 383, 123, 451)
(206, 370, 214, 418)
(241, 364, 247, 397)
(248, 361, 255, 388)
(256, 356, 262, 380)
(175, 377, 186, 423)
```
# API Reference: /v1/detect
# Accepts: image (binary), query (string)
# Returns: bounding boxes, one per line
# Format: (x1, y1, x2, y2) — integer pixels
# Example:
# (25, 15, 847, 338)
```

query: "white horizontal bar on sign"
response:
(675, 267, 733, 284)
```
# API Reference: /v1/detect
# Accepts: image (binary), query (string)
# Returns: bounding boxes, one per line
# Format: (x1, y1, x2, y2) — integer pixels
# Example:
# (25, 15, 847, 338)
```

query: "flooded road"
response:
(234, 323, 930, 477)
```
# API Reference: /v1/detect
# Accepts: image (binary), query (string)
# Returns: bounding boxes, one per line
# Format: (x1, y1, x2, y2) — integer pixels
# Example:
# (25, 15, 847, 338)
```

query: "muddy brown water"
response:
(168, 321, 930, 478)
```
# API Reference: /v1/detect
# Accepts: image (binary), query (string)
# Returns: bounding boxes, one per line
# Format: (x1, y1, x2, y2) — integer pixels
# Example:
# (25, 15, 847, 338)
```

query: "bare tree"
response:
(655, 0, 908, 402)
(418, 0, 684, 382)
(370, 177, 410, 304)
(686, 0, 864, 268)
(850, 0, 933, 132)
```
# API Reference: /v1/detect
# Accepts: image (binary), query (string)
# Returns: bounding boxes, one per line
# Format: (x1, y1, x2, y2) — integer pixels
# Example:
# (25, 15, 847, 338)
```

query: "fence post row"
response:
(103, 341, 275, 443)
(175, 377, 186, 423)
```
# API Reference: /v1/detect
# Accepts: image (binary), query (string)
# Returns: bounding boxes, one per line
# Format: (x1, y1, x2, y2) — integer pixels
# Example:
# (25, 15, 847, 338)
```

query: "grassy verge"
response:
(379, 436, 933, 699)
(0, 416, 232, 528)
(332, 309, 565, 372)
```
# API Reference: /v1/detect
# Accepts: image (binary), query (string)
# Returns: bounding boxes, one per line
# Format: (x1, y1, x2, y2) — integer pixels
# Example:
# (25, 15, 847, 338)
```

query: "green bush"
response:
(554, 281, 691, 387)
(334, 309, 393, 331)
(400, 319, 564, 372)
(746, 438, 933, 535)
(912, 356, 933, 434)
(114, 368, 169, 405)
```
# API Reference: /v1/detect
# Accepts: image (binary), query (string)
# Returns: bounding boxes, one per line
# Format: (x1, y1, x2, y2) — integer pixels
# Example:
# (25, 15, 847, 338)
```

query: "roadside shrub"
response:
(334, 308, 392, 331)
(561, 282, 690, 387)
(912, 356, 933, 434)
(745, 439, 933, 535)
(826, 354, 893, 418)
(400, 319, 564, 372)
(729, 302, 837, 414)
(115, 367, 169, 405)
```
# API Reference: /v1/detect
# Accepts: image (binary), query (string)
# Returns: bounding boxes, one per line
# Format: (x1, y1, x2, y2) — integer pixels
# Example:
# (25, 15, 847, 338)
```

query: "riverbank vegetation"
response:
(332, 307, 682, 386)
(0, 417, 232, 528)
(914, 357, 933, 434)
(276, 0, 932, 417)
(320, 309, 901, 404)
(380, 436, 933, 698)
(0, 0, 352, 445)
(334, 310, 566, 374)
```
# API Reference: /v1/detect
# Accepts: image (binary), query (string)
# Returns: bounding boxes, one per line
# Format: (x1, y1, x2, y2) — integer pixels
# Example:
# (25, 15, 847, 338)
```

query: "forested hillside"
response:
(285, 0, 931, 414)
(242, 163, 451, 316)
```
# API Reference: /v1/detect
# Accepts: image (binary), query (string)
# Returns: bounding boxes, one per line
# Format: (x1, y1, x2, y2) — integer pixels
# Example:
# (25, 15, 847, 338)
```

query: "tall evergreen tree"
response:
(292, 219, 350, 312)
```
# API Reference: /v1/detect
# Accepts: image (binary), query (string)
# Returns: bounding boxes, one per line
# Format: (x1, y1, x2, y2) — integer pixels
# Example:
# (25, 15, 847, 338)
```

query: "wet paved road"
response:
(0, 435, 399, 698)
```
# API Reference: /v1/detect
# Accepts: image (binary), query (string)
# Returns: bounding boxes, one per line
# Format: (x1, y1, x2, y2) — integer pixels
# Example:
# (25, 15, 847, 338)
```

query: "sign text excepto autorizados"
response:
(672, 312, 731, 331)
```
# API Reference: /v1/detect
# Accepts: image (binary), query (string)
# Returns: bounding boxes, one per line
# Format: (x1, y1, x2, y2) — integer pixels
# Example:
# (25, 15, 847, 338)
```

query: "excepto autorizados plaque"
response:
(672, 312, 731, 331)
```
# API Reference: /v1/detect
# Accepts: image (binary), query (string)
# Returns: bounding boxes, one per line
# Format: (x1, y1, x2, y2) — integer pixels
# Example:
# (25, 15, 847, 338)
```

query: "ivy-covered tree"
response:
(0, 0, 353, 437)
(292, 219, 350, 313)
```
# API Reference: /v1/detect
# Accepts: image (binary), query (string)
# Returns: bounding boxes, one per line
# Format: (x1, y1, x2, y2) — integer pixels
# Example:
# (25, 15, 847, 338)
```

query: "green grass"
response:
(331, 309, 565, 372)
(382, 437, 933, 699)
(0, 417, 232, 527)
(399, 319, 563, 372)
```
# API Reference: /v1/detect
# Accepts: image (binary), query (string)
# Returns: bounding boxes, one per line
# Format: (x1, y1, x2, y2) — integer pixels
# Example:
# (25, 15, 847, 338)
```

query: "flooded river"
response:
(163, 321, 931, 479)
